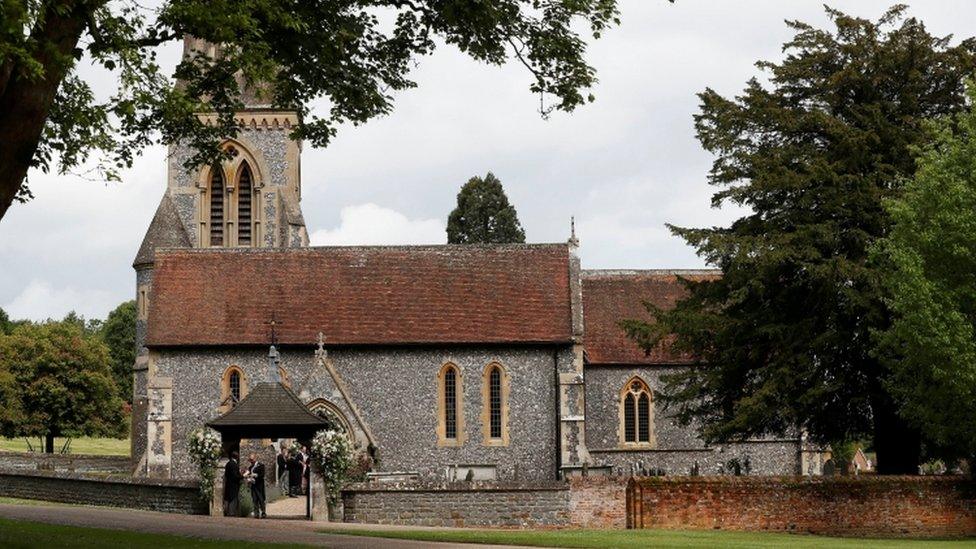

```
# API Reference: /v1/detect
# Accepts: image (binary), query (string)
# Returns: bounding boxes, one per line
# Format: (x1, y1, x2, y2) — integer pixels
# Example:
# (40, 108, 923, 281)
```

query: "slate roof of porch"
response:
(208, 382, 328, 429)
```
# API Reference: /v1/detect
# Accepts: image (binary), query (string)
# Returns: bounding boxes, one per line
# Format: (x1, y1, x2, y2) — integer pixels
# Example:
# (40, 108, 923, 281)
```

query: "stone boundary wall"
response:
(0, 451, 130, 474)
(341, 481, 570, 527)
(0, 468, 206, 515)
(628, 476, 976, 538)
(569, 476, 628, 528)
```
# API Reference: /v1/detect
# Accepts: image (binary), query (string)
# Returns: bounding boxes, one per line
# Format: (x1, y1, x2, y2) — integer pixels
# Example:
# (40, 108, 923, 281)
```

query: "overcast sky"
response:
(1, 1, 973, 322)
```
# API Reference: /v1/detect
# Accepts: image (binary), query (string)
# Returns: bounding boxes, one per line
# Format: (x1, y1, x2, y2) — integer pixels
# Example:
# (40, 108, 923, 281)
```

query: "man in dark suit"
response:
(287, 449, 302, 497)
(246, 452, 267, 518)
(276, 447, 289, 496)
(223, 451, 243, 517)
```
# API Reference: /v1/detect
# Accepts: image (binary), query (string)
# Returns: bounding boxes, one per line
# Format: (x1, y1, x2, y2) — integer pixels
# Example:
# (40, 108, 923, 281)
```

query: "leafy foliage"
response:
(447, 172, 526, 244)
(310, 429, 354, 504)
(874, 84, 976, 462)
(187, 427, 222, 502)
(99, 300, 136, 402)
(624, 6, 976, 472)
(0, 308, 11, 335)
(0, 321, 125, 452)
(0, 0, 641, 219)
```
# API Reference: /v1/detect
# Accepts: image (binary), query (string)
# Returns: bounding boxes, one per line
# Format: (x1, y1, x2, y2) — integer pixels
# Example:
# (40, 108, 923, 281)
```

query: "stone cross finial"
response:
(569, 216, 579, 247)
(315, 332, 327, 359)
(268, 344, 281, 383)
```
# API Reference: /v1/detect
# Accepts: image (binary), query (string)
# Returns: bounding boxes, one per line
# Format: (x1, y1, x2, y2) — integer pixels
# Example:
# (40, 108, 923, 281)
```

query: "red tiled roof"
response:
(582, 270, 720, 365)
(146, 244, 573, 347)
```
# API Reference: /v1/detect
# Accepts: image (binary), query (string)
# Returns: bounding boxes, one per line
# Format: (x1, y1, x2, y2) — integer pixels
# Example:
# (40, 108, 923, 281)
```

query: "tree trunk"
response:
(44, 433, 55, 454)
(0, 1, 95, 221)
(872, 392, 921, 474)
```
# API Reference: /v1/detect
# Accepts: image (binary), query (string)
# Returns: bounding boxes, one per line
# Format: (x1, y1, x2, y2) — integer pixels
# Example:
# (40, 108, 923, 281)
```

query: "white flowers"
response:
(188, 427, 223, 502)
(310, 429, 354, 503)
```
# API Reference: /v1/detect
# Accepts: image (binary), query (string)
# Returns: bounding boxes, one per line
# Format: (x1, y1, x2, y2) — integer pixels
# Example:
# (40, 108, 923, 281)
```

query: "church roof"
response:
(146, 244, 574, 347)
(208, 382, 328, 429)
(133, 193, 192, 267)
(582, 269, 719, 365)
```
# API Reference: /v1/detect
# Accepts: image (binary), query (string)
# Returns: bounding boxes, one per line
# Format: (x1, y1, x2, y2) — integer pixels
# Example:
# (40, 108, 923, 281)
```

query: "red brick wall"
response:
(629, 476, 976, 538)
(569, 477, 628, 528)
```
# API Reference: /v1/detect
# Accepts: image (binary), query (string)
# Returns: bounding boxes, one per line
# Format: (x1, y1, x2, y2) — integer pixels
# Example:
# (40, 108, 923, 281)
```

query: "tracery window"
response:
(481, 363, 509, 446)
(620, 377, 654, 446)
(209, 166, 225, 246)
(437, 363, 464, 446)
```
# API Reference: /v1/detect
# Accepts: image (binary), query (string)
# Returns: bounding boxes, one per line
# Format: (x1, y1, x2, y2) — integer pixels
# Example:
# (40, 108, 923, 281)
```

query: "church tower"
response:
(130, 36, 308, 475)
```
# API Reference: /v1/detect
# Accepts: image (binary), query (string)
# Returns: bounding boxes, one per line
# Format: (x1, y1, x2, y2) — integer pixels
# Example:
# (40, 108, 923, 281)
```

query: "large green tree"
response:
(0, 321, 125, 453)
(0, 0, 641, 221)
(99, 300, 136, 402)
(874, 84, 976, 463)
(624, 6, 976, 473)
(0, 308, 12, 335)
(447, 172, 526, 244)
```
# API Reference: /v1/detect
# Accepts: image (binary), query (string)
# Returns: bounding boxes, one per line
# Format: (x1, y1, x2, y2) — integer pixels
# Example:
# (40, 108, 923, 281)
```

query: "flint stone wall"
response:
(0, 452, 129, 474)
(155, 345, 567, 481)
(585, 365, 801, 475)
(0, 468, 205, 514)
(341, 481, 570, 527)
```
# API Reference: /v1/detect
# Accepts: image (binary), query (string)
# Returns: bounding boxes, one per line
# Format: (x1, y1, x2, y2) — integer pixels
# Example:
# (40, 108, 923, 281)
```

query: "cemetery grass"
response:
(0, 437, 129, 456)
(317, 527, 976, 548)
(0, 518, 305, 548)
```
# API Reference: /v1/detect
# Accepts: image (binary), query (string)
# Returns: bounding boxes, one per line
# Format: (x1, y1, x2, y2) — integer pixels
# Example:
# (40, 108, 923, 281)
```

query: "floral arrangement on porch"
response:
(310, 429, 353, 503)
(187, 427, 222, 502)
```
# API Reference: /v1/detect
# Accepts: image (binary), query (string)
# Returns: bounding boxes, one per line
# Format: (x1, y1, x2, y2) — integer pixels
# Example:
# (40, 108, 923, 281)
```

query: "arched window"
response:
(620, 377, 654, 446)
(219, 366, 247, 413)
(229, 370, 241, 402)
(445, 367, 458, 439)
(237, 162, 253, 246)
(209, 166, 225, 246)
(481, 363, 509, 446)
(437, 363, 464, 446)
(489, 367, 502, 438)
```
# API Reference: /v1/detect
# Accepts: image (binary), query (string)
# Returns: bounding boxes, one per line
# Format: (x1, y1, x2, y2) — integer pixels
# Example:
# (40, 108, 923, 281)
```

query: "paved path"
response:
(0, 502, 530, 548)
(266, 494, 308, 518)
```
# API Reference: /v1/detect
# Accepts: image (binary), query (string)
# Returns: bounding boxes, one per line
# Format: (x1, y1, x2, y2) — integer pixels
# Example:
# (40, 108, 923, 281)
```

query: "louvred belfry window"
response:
(237, 163, 253, 246)
(209, 167, 225, 246)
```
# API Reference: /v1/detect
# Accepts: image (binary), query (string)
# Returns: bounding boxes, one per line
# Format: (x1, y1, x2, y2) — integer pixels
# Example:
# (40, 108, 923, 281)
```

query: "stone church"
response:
(130, 38, 822, 482)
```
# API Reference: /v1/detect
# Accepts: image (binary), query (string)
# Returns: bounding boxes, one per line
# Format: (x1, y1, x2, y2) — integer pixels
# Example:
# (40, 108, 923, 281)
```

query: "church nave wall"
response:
(151, 345, 565, 482)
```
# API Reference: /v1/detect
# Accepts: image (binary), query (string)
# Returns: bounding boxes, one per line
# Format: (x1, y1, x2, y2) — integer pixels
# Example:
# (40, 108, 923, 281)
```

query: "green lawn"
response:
(318, 527, 976, 548)
(0, 518, 306, 548)
(0, 437, 129, 456)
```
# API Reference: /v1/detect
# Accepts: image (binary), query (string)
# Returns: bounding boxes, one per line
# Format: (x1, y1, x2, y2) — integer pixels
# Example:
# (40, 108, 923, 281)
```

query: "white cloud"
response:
(4, 280, 117, 322)
(3, 0, 975, 319)
(310, 203, 445, 246)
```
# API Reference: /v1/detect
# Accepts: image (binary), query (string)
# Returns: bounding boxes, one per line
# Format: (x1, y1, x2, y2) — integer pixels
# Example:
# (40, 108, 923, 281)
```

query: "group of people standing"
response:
(222, 451, 267, 518)
(277, 445, 310, 498)
(222, 444, 310, 518)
